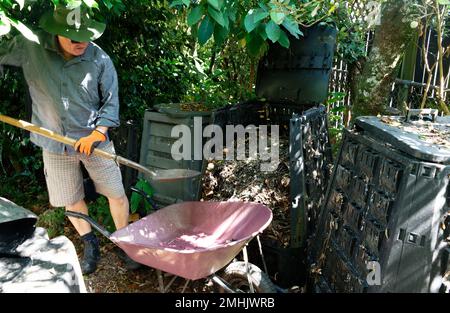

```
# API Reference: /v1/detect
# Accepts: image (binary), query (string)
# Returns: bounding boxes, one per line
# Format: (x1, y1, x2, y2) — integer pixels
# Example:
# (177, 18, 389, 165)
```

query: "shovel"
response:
(0, 114, 201, 182)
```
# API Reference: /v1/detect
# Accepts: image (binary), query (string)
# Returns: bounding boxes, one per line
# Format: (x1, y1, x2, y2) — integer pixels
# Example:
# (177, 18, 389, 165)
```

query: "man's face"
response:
(57, 36, 89, 57)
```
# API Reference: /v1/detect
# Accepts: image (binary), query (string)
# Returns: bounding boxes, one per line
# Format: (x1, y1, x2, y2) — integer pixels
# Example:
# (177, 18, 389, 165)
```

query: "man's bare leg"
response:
(66, 199, 100, 275)
(108, 195, 129, 230)
(66, 199, 91, 236)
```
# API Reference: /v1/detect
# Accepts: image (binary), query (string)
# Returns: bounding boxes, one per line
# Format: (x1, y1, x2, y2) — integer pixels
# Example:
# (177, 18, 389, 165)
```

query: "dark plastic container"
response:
(310, 116, 450, 293)
(255, 23, 337, 105)
(139, 104, 212, 206)
(289, 105, 333, 248)
(212, 103, 334, 288)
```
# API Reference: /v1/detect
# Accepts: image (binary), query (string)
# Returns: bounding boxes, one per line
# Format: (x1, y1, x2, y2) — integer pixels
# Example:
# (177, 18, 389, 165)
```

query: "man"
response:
(0, 4, 139, 274)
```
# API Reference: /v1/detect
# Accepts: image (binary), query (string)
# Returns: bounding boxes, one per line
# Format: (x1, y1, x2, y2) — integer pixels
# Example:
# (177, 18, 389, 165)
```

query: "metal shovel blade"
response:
(146, 169, 201, 182)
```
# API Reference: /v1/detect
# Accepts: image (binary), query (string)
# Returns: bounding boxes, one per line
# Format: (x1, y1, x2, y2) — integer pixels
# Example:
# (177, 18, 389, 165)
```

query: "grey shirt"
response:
(0, 30, 120, 154)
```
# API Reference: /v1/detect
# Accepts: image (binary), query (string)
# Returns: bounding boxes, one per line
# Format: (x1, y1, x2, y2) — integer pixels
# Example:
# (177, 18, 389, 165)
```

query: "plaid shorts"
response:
(42, 141, 126, 207)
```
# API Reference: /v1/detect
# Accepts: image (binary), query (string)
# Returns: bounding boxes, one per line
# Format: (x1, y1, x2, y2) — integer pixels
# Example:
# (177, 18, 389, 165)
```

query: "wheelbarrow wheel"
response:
(218, 261, 277, 293)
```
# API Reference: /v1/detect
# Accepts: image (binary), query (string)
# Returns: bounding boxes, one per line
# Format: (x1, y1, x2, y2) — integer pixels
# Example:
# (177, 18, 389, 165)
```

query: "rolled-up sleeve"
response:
(96, 56, 120, 128)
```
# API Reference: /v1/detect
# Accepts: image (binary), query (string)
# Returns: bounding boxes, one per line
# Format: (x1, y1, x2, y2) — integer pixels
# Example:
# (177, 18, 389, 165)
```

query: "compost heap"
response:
(201, 136, 291, 247)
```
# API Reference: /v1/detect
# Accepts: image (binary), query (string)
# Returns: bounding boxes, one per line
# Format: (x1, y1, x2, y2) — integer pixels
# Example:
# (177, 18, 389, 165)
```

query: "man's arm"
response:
(74, 54, 119, 156)
(96, 55, 120, 130)
(0, 35, 25, 74)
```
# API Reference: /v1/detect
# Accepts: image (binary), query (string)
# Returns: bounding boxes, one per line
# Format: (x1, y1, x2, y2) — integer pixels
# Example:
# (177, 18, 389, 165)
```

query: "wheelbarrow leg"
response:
(256, 235, 269, 274)
(242, 246, 255, 293)
(164, 275, 178, 293)
(156, 270, 165, 293)
(181, 279, 190, 293)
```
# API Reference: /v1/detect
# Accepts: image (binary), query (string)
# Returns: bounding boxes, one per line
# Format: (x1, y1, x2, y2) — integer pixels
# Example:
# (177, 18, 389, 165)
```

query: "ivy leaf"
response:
(208, 6, 225, 27)
(266, 20, 281, 43)
(198, 15, 214, 45)
(187, 5, 203, 26)
(182, 0, 190, 7)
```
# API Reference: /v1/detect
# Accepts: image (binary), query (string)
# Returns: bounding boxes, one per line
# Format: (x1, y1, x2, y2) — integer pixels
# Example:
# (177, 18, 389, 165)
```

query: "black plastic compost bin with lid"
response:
(310, 113, 450, 293)
(255, 22, 337, 106)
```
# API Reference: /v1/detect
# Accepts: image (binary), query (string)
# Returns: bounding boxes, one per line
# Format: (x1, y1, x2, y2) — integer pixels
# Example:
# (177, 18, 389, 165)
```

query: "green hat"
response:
(39, 5, 106, 42)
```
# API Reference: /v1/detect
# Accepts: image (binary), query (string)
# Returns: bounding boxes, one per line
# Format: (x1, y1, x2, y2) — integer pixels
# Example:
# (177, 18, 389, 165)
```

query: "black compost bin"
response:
(255, 23, 337, 106)
(310, 115, 450, 293)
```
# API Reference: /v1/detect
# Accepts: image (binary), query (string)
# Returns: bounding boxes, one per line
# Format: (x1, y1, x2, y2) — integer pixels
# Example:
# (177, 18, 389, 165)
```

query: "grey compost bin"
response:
(0, 198, 86, 293)
(139, 103, 212, 206)
(310, 114, 450, 293)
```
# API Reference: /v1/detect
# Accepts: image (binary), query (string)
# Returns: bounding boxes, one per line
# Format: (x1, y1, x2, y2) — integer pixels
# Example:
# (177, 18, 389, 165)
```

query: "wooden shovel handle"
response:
(0, 114, 157, 177)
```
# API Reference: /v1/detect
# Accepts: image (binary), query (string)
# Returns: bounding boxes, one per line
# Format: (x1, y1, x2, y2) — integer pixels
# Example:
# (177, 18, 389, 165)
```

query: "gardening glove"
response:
(74, 129, 106, 156)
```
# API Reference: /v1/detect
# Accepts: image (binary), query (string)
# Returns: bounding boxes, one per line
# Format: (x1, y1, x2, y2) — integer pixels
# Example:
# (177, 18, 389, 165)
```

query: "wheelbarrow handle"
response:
(65, 211, 111, 238)
(130, 186, 160, 210)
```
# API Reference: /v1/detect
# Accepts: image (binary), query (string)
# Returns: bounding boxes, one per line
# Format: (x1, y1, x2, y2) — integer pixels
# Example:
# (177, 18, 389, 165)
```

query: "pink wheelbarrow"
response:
(66, 201, 276, 293)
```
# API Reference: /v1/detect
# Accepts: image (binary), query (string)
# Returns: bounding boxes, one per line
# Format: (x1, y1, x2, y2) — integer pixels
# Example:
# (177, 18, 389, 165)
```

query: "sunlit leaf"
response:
(270, 10, 285, 25)
(0, 16, 11, 36)
(9, 18, 39, 44)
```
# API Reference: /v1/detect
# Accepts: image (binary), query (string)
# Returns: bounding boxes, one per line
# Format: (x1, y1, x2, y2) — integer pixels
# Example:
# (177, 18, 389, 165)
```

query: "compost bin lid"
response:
(355, 116, 450, 164)
(0, 197, 38, 253)
(154, 103, 212, 118)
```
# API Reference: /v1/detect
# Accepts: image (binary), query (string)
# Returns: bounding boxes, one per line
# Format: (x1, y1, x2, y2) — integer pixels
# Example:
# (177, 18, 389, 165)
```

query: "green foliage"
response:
(0, 0, 256, 212)
(130, 178, 155, 215)
(96, 0, 197, 121)
(36, 207, 66, 238)
(170, 0, 338, 58)
(0, 0, 124, 41)
(326, 91, 346, 157)
(88, 196, 115, 233)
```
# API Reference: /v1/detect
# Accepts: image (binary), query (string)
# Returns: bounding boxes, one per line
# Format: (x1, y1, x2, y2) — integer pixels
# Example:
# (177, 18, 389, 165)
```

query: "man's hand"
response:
(74, 129, 106, 156)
